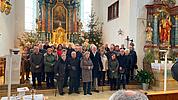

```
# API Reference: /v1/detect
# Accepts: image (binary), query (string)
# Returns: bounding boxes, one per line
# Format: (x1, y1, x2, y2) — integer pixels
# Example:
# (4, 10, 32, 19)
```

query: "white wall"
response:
(93, 0, 154, 68)
(0, 1, 16, 56)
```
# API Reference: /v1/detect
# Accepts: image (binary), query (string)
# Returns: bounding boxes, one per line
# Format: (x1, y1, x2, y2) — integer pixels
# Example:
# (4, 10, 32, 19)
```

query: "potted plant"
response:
(143, 49, 155, 73)
(136, 69, 154, 90)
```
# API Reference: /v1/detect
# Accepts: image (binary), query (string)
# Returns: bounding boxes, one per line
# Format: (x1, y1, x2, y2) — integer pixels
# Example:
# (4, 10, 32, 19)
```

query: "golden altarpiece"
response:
(36, 0, 80, 44)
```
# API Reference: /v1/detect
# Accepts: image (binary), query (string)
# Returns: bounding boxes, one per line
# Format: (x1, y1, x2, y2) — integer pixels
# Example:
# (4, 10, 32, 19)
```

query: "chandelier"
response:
(0, 0, 12, 15)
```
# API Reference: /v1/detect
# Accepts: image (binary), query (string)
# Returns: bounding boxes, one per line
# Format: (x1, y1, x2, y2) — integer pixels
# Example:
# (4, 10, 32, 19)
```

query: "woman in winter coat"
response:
(80, 51, 93, 95)
(108, 54, 119, 91)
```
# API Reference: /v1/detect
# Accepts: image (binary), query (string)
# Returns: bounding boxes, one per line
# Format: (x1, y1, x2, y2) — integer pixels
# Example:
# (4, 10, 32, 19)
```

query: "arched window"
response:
(80, 0, 92, 31)
(25, 0, 37, 32)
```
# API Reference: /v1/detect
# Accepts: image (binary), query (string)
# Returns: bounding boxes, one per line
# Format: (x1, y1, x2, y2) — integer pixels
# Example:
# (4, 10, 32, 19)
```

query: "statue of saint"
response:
(145, 22, 153, 42)
(77, 19, 83, 32)
(159, 15, 172, 44)
(52, 21, 67, 44)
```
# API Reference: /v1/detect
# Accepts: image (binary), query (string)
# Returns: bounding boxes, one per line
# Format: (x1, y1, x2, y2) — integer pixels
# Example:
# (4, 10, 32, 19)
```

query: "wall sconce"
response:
(0, 0, 12, 15)
(118, 29, 124, 35)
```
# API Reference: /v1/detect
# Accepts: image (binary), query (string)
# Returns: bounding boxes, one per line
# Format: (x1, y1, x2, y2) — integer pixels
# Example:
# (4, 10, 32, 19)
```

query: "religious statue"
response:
(77, 19, 83, 32)
(159, 15, 172, 44)
(145, 22, 153, 42)
(52, 22, 67, 44)
(82, 39, 90, 50)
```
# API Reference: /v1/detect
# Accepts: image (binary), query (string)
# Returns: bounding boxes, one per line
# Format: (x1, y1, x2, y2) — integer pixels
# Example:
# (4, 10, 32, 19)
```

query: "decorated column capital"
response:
(153, 13, 159, 18)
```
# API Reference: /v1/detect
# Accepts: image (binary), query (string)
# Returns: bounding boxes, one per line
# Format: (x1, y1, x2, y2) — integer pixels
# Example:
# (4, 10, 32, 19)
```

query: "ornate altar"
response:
(144, 0, 178, 60)
(37, 0, 80, 44)
(144, 0, 178, 90)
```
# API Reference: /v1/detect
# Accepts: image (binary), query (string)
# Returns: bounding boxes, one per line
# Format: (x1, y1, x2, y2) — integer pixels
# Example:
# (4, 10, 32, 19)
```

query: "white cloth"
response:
(1, 94, 44, 100)
(101, 55, 108, 71)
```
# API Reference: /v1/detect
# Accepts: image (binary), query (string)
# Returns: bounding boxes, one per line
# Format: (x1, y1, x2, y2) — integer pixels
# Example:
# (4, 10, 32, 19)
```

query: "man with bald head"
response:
(30, 46, 43, 89)
(109, 90, 148, 100)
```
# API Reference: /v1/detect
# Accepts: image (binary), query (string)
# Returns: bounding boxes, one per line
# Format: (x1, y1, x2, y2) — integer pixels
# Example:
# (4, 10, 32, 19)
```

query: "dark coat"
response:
(105, 47, 110, 52)
(54, 59, 67, 80)
(118, 54, 127, 73)
(108, 59, 119, 79)
(118, 54, 126, 68)
(76, 51, 82, 61)
(43, 45, 51, 50)
(130, 50, 137, 69)
(125, 55, 132, 69)
(106, 51, 116, 60)
(67, 58, 80, 78)
(66, 48, 75, 59)
(30, 53, 43, 73)
(90, 51, 103, 78)
(80, 58, 93, 82)
(39, 49, 46, 55)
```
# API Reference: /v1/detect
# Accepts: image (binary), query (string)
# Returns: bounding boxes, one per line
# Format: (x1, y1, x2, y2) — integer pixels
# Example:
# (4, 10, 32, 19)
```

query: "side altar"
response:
(144, 0, 178, 60)
(36, 0, 80, 44)
(144, 0, 178, 91)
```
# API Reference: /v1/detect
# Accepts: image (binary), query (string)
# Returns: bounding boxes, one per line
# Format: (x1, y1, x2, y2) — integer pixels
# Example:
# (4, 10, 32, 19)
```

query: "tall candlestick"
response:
(164, 50, 168, 93)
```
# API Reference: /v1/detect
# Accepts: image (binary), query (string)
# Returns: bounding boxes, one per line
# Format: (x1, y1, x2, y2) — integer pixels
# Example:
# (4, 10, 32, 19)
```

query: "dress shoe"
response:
(87, 93, 92, 95)
(75, 91, 80, 94)
(68, 92, 72, 95)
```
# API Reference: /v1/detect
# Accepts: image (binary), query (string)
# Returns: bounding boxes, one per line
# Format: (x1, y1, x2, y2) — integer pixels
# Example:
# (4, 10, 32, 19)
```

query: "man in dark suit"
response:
(30, 46, 43, 89)
(90, 45, 103, 92)
(129, 45, 137, 80)
(68, 51, 80, 94)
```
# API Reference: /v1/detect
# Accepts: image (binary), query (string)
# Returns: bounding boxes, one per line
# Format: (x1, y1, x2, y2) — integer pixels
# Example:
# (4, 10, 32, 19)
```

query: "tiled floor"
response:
(45, 91, 115, 100)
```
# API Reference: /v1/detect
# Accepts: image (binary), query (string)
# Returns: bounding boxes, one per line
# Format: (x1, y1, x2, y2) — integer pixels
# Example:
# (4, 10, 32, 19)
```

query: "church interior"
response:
(1, 0, 178, 100)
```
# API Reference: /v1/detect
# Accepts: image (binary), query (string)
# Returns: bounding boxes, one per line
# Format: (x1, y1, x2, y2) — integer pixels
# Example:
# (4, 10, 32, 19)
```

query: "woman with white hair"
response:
(80, 51, 93, 95)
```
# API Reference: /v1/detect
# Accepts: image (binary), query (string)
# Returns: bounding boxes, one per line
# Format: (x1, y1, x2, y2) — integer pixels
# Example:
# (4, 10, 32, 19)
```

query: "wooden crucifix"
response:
(126, 36, 134, 48)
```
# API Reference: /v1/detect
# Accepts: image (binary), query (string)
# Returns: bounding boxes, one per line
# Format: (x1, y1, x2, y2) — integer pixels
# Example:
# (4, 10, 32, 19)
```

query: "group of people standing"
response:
(21, 41, 137, 96)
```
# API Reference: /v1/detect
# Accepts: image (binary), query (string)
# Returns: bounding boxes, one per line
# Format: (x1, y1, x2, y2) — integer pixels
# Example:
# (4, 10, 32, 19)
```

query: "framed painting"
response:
(52, 2, 68, 32)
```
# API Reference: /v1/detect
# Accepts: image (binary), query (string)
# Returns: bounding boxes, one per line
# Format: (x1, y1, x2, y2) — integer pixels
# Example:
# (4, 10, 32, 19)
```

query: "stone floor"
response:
(45, 91, 115, 100)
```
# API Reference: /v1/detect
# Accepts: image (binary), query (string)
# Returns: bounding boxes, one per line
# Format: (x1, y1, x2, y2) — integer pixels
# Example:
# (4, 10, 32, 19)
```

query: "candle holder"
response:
(31, 89, 36, 100)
